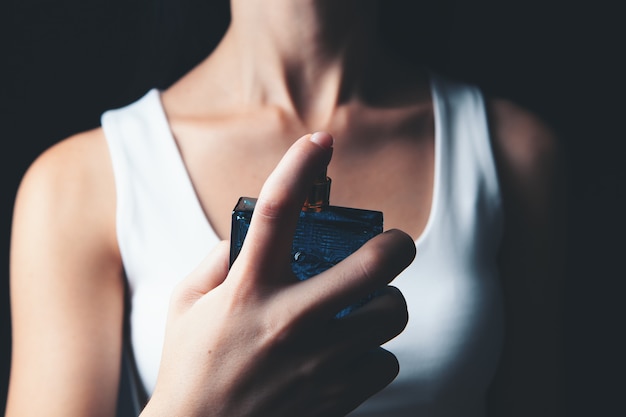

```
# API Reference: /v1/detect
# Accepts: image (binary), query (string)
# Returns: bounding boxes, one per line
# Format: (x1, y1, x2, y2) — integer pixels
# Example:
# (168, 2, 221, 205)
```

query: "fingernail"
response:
(310, 131, 334, 150)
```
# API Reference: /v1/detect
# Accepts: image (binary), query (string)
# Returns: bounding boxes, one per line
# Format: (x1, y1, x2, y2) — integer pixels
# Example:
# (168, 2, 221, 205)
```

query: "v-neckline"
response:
(151, 75, 443, 249)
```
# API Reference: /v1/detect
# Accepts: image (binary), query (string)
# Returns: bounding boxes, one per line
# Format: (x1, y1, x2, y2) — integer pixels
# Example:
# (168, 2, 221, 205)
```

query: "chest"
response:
(108, 83, 506, 413)
(170, 118, 435, 241)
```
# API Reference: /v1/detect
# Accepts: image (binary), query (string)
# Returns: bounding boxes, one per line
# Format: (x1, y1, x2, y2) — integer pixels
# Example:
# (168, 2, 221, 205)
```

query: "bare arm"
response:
(8, 131, 414, 417)
(6, 129, 125, 417)
(487, 99, 566, 416)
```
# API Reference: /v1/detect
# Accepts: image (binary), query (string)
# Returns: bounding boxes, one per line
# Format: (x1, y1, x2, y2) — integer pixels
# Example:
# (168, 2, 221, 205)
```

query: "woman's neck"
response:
(212, 0, 381, 128)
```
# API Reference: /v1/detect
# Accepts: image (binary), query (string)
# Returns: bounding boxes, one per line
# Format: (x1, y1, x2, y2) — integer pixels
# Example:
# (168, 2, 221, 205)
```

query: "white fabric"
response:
(102, 73, 504, 416)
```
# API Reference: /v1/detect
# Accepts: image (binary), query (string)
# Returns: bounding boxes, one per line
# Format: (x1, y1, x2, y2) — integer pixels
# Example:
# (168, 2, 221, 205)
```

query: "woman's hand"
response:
(142, 132, 416, 417)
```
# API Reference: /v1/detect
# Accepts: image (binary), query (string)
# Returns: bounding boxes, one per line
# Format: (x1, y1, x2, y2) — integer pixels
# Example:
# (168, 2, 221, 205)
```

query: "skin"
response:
(8, 132, 415, 417)
(6, 0, 564, 416)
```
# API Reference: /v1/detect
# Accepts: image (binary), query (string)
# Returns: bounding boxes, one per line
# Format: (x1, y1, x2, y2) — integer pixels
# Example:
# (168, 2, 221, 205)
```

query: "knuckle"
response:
(254, 193, 299, 221)
(168, 280, 189, 313)
(354, 244, 386, 283)
(296, 356, 323, 383)
(263, 307, 298, 345)
(258, 298, 315, 353)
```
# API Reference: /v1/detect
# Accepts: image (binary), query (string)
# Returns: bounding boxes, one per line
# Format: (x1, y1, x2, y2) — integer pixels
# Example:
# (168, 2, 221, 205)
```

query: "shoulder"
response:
(18, 127, 113, 210)
(484, 98, 566, 415)
(484, 97, 567, 292)
(486, 98, 564, 221)
(487, 98, 560, 171)
(14, 127, 118, 259)
(8, 128, 125, 415)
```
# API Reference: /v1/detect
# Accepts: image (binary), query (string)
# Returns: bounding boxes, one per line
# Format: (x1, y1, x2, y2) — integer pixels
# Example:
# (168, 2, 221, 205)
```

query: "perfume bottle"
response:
(230, 170, 383, 317)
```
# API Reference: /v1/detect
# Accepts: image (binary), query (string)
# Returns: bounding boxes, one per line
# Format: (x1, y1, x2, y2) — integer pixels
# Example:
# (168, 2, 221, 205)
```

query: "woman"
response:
(6, 1, 564, 415)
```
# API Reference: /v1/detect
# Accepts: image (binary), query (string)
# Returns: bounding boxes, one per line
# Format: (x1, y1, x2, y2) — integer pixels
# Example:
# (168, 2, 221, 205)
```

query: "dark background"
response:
(1, 1, 623, 416)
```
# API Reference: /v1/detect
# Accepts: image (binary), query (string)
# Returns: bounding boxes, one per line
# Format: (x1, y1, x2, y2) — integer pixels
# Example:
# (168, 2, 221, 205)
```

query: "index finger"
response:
(231, 132, 334, 281)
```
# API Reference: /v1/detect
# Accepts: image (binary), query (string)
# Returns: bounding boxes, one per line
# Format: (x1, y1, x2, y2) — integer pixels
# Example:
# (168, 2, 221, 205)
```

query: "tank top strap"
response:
(101, 90, 219, 404)
(429, 73, 503, 256)
(101, 89, 216, 291)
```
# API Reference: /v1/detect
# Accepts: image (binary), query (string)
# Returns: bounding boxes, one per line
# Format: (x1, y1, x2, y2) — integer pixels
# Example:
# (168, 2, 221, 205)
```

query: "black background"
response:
(1, 1, 624, 416)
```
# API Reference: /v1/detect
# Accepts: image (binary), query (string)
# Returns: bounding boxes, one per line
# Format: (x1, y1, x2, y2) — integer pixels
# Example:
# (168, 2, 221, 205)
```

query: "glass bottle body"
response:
(230, 197, 383, 317)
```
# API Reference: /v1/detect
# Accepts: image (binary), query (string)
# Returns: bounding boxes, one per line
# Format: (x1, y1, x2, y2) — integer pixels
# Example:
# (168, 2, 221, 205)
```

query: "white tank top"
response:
(102, 73, 504, 416)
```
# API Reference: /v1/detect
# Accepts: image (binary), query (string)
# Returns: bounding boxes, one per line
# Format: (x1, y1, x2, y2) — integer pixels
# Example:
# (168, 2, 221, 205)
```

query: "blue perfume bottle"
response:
(230, 170, 383, 317)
